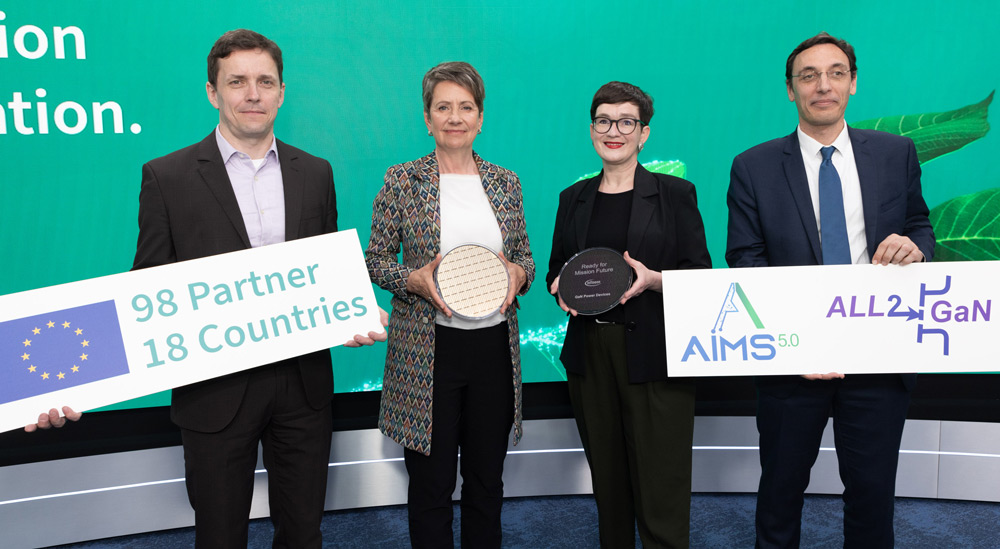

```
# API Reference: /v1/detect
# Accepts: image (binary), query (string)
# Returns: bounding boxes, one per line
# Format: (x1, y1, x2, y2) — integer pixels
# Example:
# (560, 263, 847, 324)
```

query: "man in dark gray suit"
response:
(129, 29, 384, 548)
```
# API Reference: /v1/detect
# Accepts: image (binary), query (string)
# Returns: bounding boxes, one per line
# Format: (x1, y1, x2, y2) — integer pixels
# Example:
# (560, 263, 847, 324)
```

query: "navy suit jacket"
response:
(132, 132, 338, 432)
(726, 126, 934, 393)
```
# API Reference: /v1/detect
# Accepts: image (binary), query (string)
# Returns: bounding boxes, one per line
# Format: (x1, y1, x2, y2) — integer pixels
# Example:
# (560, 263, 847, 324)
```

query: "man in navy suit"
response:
(726, 32, 934, 548)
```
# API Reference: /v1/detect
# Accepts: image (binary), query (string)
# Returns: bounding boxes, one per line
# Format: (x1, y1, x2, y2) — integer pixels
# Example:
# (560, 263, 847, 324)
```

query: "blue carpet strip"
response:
(53, 494, 1000, 548)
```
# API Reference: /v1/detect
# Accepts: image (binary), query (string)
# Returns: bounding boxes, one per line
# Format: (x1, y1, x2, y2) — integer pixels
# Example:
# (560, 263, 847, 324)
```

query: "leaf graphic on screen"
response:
(928, 187, 1000, 261)
(852, 91, 993, 165)
(574, 159, 687, 182)
(644, 160, 687, 178)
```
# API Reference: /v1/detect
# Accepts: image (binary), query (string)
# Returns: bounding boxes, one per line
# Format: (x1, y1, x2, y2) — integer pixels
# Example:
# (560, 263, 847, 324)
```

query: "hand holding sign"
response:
(872, 233, 924, 266)
(345, 307, 390, 347)
(24, 406, 81, 432)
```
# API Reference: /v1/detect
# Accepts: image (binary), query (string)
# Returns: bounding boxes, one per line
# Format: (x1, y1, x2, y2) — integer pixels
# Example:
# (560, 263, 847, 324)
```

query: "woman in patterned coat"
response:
(365, 61, 534, 548)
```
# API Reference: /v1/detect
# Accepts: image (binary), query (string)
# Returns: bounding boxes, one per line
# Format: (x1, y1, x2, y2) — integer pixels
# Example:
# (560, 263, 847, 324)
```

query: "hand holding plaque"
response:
(556, 248, 633, 315)
(619, 251, 662, 303)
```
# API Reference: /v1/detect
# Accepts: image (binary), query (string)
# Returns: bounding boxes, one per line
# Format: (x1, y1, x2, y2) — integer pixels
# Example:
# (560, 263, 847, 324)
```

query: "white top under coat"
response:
(436, 173, 505, 329)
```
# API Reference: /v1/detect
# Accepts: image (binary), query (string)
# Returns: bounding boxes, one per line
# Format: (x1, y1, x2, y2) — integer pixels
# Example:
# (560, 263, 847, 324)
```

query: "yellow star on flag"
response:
(80, 353, 88, 361)
(62, 321, 71, 328)
(21, 353, 30, 360)
(57, 372, 66, 379)
(28, 365, 37, 373)
(33, 327, 41, 335)
(81, 340, 90, 347)
(46, 321, 55, 328)
(75, 328, 83, 335)
(23, 339, 31, 346)
(41, 372, 50, 380)
(71, 365, 80, 373)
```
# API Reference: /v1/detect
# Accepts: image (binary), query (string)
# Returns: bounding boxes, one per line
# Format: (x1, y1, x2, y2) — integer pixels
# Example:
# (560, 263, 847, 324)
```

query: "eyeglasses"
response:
(792, 69, 854, 84)
(592, 117, 643, 135)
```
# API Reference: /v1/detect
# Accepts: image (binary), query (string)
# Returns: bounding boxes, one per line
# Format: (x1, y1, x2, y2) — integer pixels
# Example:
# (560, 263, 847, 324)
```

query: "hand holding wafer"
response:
(406, 254, 452, 317)
(498, 252, 525, 314)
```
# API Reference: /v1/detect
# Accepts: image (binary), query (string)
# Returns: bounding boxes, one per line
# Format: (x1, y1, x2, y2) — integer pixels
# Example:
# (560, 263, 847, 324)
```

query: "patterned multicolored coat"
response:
(366, 151, 535, 455)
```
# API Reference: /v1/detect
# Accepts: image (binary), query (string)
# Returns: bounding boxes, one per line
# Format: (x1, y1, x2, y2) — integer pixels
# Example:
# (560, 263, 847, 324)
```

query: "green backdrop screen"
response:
(3, 1, 997, 411)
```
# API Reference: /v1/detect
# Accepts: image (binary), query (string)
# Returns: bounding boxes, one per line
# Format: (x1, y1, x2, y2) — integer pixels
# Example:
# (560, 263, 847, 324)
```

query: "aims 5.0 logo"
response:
(680, 282, 798, 362)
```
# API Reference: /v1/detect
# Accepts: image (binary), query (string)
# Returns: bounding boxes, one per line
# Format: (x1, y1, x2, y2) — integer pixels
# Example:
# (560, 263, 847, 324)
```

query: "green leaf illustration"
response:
(928, 187, 1000, 261)
(574, 159, 687, 182)
(852, 91, 993, 165)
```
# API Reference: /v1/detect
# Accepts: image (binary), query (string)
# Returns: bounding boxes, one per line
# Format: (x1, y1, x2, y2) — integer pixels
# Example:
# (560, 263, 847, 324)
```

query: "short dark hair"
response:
(207, 29, 283, 87)
(785, 32, 857, 83)
(590, 81, 654, 125)
(422, 62, 485, 113)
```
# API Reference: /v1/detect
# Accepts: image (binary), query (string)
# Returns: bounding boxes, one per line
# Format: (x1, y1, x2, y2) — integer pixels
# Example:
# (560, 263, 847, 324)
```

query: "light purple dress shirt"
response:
(215, 127, 286, 248)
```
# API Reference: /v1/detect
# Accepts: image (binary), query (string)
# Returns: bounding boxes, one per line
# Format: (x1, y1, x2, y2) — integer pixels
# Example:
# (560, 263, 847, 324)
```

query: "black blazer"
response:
(132, 132, 338, 432)
(546, 164, 712, 383)
(726, 127, 935, 394)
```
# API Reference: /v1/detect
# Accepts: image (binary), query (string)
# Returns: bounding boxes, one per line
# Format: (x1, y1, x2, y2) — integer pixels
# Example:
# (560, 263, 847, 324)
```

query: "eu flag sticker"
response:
(1, 300, 129, 405)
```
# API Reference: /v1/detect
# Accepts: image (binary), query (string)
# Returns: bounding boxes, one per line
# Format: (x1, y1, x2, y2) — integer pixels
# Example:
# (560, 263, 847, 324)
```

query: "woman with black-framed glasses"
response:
(545, 81, 711, 548)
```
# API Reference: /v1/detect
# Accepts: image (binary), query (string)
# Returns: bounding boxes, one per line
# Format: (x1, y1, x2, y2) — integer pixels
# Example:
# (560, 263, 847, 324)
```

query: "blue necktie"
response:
(819, 146, 851, 265)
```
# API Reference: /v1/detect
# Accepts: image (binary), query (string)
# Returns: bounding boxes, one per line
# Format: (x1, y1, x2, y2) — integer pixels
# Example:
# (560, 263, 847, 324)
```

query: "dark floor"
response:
(55, 493, 1000, 548)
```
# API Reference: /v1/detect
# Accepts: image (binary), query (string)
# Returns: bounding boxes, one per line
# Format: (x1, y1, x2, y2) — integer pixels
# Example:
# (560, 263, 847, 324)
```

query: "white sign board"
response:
(0, 230, 381, 432)
(663, 262, 997, 377)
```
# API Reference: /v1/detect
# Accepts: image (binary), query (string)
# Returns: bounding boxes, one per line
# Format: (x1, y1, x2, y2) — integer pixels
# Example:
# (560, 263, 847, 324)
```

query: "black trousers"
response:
(404, 323, 514, 549)
(755, 375, 910, 549)
(568, 322, 696, 549)
(180, 361, 333, 549)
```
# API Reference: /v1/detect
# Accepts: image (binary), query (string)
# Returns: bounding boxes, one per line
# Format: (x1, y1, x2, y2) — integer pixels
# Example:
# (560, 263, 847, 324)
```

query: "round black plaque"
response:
(557, 247, 633, 315)
(434, 244, 510, 320)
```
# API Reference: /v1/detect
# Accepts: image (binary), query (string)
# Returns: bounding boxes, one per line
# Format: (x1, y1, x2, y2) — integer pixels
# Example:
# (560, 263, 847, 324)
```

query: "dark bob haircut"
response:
(590, 81, 654, 125)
